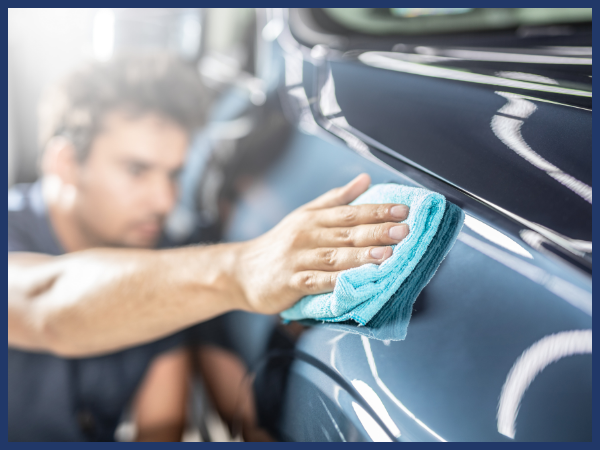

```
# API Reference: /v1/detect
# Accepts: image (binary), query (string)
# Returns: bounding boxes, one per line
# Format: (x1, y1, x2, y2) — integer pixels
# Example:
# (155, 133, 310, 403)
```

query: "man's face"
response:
(72, 110, 189, 248)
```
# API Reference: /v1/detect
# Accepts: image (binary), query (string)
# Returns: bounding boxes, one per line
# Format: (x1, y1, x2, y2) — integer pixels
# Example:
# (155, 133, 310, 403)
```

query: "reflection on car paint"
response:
(361, 336, 446, 442)
(457, 233, 592, 316)
(520, 229, 591, 257)
(351, 379, 401, 438)
(542, 46, 592, 56)
(327, 332, 345, 374)
(312, 57, 590, 258)
(319, 67, 388, 162)
(495, 71, 559, 85)
(351, 402, 392, 442)
(497, 329, 592, 439)
(215, 10, 592, 439)
(317, 394, 346, 441)
(358, 52, 592, 97)
(464, 215, 533, 259)
(491, 92, 592, 204)
(414, 46, 592, 65)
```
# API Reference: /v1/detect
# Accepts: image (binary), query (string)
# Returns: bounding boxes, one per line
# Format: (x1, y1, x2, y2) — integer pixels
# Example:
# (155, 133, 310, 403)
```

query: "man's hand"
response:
(234, 174, 409, 314)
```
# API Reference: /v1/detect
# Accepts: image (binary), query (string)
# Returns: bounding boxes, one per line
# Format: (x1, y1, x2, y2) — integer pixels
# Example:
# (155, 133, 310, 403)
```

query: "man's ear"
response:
(41, 137, 81, 185)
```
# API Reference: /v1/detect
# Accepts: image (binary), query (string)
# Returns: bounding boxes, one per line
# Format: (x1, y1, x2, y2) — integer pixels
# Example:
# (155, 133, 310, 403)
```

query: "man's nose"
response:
(149, 176, 177, 215)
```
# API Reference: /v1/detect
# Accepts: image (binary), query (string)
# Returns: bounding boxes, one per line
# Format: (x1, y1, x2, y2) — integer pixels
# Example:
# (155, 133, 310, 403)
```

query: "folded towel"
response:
(281, 183, 464, 340)
(306, 200, 464, 341)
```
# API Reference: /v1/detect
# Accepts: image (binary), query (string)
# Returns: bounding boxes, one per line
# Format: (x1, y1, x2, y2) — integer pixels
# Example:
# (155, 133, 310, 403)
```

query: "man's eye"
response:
(170, 170, 183, 182)
(126, 164, 145, 177)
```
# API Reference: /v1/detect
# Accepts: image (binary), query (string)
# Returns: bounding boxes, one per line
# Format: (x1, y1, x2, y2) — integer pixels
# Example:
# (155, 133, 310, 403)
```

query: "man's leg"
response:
(131, 347, 191, 442)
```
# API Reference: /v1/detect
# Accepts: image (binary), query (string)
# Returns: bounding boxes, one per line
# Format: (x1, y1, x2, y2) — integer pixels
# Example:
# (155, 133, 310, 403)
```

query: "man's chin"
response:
(121, 232, 161, 249)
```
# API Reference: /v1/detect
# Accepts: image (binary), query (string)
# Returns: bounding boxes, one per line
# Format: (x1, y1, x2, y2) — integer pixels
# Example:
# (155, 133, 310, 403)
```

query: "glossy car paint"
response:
(188, 9, 591, 441)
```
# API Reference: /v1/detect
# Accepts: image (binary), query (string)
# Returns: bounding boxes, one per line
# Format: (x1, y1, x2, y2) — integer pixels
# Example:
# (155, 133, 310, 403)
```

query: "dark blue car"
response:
(172, 8, 591, 442)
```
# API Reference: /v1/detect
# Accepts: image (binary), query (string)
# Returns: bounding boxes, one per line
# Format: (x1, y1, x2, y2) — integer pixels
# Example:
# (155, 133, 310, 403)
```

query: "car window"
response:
(322, 8, 592, 36)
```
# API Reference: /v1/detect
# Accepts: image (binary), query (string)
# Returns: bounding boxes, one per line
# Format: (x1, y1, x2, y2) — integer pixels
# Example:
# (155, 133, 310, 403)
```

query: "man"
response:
(7, 53, 410, 441)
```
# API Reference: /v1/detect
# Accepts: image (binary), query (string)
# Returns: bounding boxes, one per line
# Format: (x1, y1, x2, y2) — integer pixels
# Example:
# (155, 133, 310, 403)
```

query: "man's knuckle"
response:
(375, 205, 388, 220)
(320, 248, 337, 267)
(298, 273, 316, 291)
(340, 207, 357, 224)
(337, 228, 353, 245)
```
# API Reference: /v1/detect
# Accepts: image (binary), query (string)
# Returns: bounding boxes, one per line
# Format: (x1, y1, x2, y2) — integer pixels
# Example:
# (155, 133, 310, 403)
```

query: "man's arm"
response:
(8, 243, 244, 356)
(8, 174, 410, 357)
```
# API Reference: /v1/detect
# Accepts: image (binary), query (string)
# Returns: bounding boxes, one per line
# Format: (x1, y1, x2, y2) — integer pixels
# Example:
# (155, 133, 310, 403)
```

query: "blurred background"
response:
(8, 8, 592, 189)
(7, 8, 258, 187)
(8, 7, 593, 188)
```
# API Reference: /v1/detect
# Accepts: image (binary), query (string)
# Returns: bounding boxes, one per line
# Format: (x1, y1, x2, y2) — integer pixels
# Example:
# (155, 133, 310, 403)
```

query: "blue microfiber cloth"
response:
(281, 183, 464, 340)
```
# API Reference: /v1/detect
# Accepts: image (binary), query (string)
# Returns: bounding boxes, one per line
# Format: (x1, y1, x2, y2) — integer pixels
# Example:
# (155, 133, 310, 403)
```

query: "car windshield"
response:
(322, 8, 592, 35)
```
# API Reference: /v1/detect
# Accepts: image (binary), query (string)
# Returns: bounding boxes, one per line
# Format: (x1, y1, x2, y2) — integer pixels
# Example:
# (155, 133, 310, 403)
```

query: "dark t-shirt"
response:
(7, 182, 187, 441)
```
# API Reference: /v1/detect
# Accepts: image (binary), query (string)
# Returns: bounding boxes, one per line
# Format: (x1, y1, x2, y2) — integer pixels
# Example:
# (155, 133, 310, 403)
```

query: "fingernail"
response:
(370, 247, 387, 259)
(391, 205, 409, 219)
(389, 224, 409, 241)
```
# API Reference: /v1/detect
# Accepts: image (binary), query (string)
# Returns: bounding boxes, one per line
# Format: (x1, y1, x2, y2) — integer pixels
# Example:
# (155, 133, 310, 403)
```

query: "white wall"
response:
(8, 8, 96, 183)
(8, 49, 15, 188)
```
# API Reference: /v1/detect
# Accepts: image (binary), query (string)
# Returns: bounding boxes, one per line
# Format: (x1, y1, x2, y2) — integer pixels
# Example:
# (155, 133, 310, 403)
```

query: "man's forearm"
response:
(8, 174, 410, 358)
(8, 243, 246, 357)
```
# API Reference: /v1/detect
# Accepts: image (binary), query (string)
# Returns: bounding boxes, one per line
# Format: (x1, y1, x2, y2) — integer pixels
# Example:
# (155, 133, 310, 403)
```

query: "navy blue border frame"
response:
(4, 2, 596, 447)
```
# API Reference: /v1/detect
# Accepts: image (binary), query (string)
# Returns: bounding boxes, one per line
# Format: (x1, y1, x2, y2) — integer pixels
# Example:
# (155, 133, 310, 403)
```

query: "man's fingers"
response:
(296, 246, 393, 272)
(290, 270, 341, 295)
(302, 173, 371, 210)
(314, 203, 409, 228)
(308, 222, 410, 248)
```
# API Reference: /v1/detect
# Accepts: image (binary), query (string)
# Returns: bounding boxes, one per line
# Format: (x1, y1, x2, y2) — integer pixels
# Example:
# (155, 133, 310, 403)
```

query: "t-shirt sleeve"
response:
(7, 211, 32, 253)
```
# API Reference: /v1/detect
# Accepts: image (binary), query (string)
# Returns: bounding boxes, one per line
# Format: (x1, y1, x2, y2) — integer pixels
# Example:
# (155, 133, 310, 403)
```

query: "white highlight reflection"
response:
(543, 46, 592, 56)
(497, 330, 592, 439)
(284, 54, 303, 87)
(358, 52, 591, 98)
(320, 70, 342, 117)
(521, 229, 591, 255)
(496, 71, 559, 85)
(428, 48, 592, 65)
(464, 215, 532, 259)
(496, 92, 538, 118)
(352, 402, 392, 442)
(318, 395, 346, 442)
(318, 70, 373, 158)
(352, 379, 401, 438)
(361, 336, 446, 441)
(262, 17, 284, 42)
(492, 92, 592, 204)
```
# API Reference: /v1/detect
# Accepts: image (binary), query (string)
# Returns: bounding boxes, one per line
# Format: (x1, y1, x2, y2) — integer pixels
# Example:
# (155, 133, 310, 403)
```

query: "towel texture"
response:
(281, 183, 464, 340)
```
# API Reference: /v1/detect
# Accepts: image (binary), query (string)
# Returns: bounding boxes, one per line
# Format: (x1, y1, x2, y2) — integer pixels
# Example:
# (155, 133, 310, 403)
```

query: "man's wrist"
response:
(216, 241, 251, 313)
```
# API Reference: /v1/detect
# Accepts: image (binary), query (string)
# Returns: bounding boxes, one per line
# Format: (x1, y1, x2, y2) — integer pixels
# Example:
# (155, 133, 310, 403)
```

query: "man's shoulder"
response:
(8, 183, 34, 214)
(8, 182, 63, 255)
(8, 183, 36, 251)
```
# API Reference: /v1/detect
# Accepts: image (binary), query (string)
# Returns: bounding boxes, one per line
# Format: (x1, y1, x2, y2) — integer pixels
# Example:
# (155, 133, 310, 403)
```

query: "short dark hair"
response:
(38, 52, 208, 161)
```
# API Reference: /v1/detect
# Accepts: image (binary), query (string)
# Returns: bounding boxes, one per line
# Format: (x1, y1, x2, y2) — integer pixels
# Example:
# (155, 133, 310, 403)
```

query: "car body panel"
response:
(193, 9, 592, 442)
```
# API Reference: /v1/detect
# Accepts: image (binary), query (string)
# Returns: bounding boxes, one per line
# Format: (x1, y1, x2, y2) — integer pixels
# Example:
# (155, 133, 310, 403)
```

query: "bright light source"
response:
(93, 9, 114, 61)
(262, 18, 284, 42)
